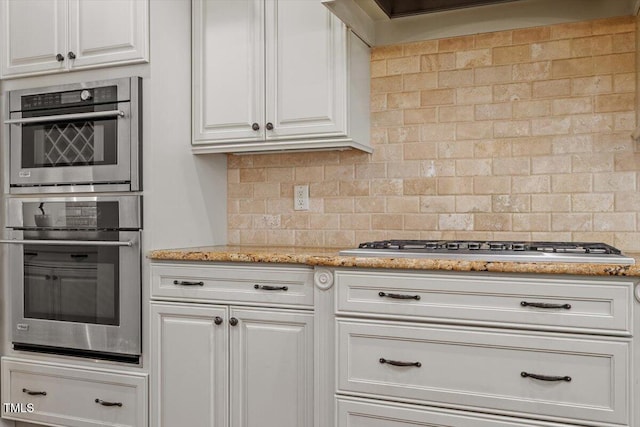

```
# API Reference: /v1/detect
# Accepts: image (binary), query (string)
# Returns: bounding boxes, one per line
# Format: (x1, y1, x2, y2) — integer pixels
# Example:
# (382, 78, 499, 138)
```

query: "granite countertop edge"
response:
(148, 246, 640, 278)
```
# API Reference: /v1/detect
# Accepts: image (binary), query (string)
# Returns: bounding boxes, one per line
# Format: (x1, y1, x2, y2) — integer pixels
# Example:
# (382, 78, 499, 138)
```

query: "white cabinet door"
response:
(230, 307, 314, 427)
(67, 0, 148, 69)
(151, 302, 229, 427)
(265, 0, 346, 140)
(192, 0, 265, 144)
(1, 0, 67, 76)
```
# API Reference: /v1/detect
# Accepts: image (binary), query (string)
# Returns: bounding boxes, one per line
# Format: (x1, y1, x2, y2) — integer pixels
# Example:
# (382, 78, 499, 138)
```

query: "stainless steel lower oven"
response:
(1, 195, 141, 363)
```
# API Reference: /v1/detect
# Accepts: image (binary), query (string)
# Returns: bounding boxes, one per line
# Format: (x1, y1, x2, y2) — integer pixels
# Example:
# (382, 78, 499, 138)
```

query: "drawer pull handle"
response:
(379, 358, 422, 368)
(379, 292, 420, 300)
(521, 371, 571, 382)
(254, 284, 288, 291)
(173, 280, 204, 286)
(22, 388, 46, 396)
(95, 399, 123, 407)
(521, 301, 571, 309)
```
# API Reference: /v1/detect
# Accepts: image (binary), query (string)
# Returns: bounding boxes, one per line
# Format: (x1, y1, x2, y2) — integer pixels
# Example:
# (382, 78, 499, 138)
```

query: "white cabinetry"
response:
(334, 269, 639, 427)
(150, 262, 315, 427)
(1, 0, 148, 78)
(192, 0, 371, 154)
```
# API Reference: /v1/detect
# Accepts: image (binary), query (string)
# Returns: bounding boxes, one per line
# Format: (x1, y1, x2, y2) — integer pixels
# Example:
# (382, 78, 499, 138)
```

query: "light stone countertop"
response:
(148, 245, 640, 277)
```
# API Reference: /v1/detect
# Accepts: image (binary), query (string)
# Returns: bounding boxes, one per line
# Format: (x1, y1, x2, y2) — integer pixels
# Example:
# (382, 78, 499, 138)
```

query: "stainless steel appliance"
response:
(340, 240, 636, 264)
(0, 195, 142, 363)
(6, 77, 141, 194)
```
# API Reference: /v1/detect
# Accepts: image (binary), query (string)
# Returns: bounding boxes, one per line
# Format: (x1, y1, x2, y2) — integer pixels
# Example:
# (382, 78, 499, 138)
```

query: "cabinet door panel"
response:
(1, 0, 67, 77)
(151, 303, 229, 427)
(192, 0, 264, 144)
(68, 0, 148, 68)
(265, 0, 346, 139)
(230, 308, 314, 427)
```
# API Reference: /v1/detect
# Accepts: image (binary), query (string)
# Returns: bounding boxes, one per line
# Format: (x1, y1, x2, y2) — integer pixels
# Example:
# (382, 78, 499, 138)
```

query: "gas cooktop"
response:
(339, 240, 635, 265)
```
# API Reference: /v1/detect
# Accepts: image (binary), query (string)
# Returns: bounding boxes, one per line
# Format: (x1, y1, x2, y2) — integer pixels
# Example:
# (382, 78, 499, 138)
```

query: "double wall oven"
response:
(2, 77, 143, 364)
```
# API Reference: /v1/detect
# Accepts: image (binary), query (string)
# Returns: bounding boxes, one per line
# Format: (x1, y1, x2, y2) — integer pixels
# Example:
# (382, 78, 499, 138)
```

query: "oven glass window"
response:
(23, 242, 120, 326)
(21, 116, 118, 168)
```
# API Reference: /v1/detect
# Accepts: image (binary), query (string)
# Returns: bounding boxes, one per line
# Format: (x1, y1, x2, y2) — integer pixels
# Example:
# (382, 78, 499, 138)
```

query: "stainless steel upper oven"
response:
(0, 195, 142, 363)
(6, 77, 141, 194)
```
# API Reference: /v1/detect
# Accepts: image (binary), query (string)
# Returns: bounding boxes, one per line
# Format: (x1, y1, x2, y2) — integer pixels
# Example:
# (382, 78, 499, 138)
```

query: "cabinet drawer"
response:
(335, 270, 633, 334)
(338, 398, 573, 427)
(338, 320, 629, 426)
(2, 358, 148, 427)
(151, 263, 314, 306)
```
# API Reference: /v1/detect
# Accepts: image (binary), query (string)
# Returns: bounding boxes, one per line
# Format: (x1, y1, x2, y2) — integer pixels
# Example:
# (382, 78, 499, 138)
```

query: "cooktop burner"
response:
(339, 240, 635, 264)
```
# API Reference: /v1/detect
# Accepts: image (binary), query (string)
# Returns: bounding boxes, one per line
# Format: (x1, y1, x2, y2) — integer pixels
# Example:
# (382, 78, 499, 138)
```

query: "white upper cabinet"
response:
(192, 0, 372, 154)
(1, 0, 148, 78)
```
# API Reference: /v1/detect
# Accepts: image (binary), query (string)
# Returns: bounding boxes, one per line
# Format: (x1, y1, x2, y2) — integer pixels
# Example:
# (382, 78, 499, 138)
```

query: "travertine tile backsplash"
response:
(228, 16, 640, 251)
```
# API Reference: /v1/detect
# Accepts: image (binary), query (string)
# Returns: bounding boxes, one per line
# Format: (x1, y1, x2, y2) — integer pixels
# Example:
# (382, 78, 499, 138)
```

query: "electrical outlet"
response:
(294, 185, 309, 211)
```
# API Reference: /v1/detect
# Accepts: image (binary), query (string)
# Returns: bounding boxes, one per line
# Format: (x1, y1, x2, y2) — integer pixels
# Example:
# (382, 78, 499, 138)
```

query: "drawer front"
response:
(338, 398, 573, 427)
(151, 263, 314, 306)
(335, 270, 633, 334)
(338, 320, 629, 426)
(2, 359, 148, 427)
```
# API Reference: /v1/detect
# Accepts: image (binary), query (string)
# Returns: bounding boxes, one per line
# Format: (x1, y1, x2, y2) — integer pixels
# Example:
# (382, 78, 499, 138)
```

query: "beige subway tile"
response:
(592, 16, 636, 35)
(531, 194, 571, 212)
(228, 214, 253, 229)
(421, 159, 457, 177)
(439, 105, 475, 122)
(473, 176, 511, 194)
(281, 213, 310, 229)
(294, 230, 324, 247)
(403, 178, 437, 195)
(572, 193, 614, 212)
(252, 182, 280, 198)
(552, 97, 593, 115)
(476, 31, 513, 48)
(513, 100, 551, 118)
(371, 44, 404, 60)
(456, 86, 493, 104)
(295, 166, 324, 182)
(552, 57, 594, 78)
(340, 214, 371, 230)
(355, 197, 385, 213)
(371, 93, 387, 112)
(438, 69, 474, 88)
(571, 75, 613, 96)
(493, 195, 531, 212)
(593, 53, 635, 74)
(531, 40, 571, 60)
(572, 153, 614, 173)
(268, 198, 295, 214)
(388, 126, 420, 143)
(404, 108, 438, 125)
(475, 213, 512, 231)
(239, 168, 266, 183)
(325, 197, 355, 213)
(615, 233, 640, 252)
(531, 117, 571, 136)
(594, 172, 637, 192)
(227, 230, 240, 245)
(371, 127, 389, 144)
(455, 159, 492, 176)
(240, 230, 267, 245)
(371, 75, 403, 94)
(355, 230, 387, 243)
(570, 35, 613, 57)
(592, 132, 634, 151)
(371, 60, 387, 78)
(387, 92, 421, 109)
(493, 45, 531, 65)
(421, 88, 455, 106)
(371, 110, 404, 127)
(355, 163, 386, 179)
(253, 214, 282, 230)
(228, 168, 240, 184)
(421, 53, 456, 71)
(595, 93, 635, 113)
(532, 155, 572, 174)
(550, 20, 593, 39)
(492, 157, 530, 175)
(227, 154, 252, 168)
(512, 61, 551, 81)
(475, 65, 512, 84)
(613, 73, 636, 93)
(253, 154, 286, 168)
(456, 122, 493, 140)
(309, 213, 340, 229)
(420, 195, 456, 213)
(552, 213, 592, 231)
(473, 140, 512, 158)
(324, 230, 355, 247)
(512, 175, 550, 193)
(325, 165, 355, 181)
(437, 177, 474, 194)
(371, 179, 403, 196)
(438, 214, 474, 230)
(615, 191, 640, 211)
(573, 232, 615, 243)
(228, 199, 239, 214)
(511, 137, 553, 156)
(388, 161, 422, 178)
(438, 141, 474, 158)
(475, 103, 513, 121)
(339, 181, 370, 196)
(513, 213, 550, 231)
(571, 114, 613, 134)
(421, 123, 456, 141)
(371, 214, 404, 230)
(404, 214, 439, 230)
(438, 35, 475, 52)
(387, 196, 420, 213)
(229, 183, 254, 198)
(513, 26, 550, 44)
(404, 40, 438, 56)
(493, 121, 530, 138)
(532, 79, 571, 98)
(614, 152, 640, 171)
(551, 173, 592, 193)
(493, 82, 531, 102)
(455, 49, 492, 68)
(612, 32, 635, 53)
(372, 144, 404, 162)
(403, 72, 438, 91)
(403, 142, 439, 161)
(531, 232, 572, 241)
(551, 135, 593, 154)
(455, 195, 492, 212)
(387, 56, 420, 75)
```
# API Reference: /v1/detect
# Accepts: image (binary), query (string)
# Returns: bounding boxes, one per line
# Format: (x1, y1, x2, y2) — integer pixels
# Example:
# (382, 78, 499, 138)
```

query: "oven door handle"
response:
(5, 110, 125, 125)
(0, 239, 133, 247)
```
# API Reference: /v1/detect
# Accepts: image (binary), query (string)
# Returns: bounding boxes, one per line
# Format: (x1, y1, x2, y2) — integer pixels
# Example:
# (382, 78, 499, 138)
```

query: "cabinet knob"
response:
(252, 123, 260, 131)
(214, 316, 223, 325)
(266, 122, 274, 131)
(23, 388, 46, 396)
(68, 51, 76, 60)
(229, 317, 238, 326)
(56, 53, 64, 62)
(95, 398, 123, 407)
